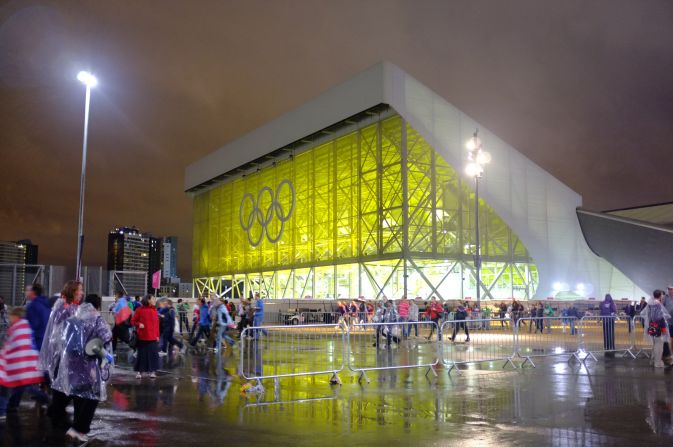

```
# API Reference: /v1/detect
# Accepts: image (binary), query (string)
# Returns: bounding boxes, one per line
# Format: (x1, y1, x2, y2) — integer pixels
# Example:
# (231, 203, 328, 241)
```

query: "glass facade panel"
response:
(192, 113, 538, 300)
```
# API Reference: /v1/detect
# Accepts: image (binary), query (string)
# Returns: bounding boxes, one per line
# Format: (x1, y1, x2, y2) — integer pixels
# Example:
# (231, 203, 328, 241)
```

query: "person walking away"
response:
(190, 298, 211, 346)
(25, 283, 51, 351)
(449, 303, 470, 342)
(535, 303, 544, 333)
(381, 300, 400, 348)
(642, 291, 671, 368)
(160, 300, 184, 355)
(176, 299, 190, 335)
(190, 302, 201, 339)
(111, 291, 132, 353)
(398, 296, 410, 338)
(426, 297, 443, 341)
(544, 303, 554, 334)
(253, 293, 267, 337)
(600, 294, 617, 357)
(0, 307, 48, 422)
(409, 299, 419, 337)
(624, 301, 636, 334)
(372, 300, 386, 348)
(528, 303, 537, 333)
(567, 303, 579, 335)
(131, 295, 160, 379)
(50, 294, 112, 442)
(157, 300, 169, 356)
(40, 280, 83, 426)
(215, 298, 236, 353)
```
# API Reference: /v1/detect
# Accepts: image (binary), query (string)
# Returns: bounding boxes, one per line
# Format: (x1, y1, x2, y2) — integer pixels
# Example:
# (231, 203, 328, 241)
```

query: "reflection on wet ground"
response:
(3, 345, 673, 446)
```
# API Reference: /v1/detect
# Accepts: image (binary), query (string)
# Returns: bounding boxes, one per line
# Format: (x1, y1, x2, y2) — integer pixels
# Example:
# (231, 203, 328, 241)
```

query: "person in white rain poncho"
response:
(641, 290, 671, 368)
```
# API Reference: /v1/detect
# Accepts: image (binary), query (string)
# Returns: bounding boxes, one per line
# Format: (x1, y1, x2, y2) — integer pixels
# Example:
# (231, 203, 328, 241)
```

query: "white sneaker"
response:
(136, 372, 142, 379)
(159, 351, 168, 357)
(66, 428, 89, 442)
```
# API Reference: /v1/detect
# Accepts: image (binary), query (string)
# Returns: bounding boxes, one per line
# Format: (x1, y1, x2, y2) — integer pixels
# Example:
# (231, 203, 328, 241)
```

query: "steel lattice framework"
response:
(192, 113, 538, 301)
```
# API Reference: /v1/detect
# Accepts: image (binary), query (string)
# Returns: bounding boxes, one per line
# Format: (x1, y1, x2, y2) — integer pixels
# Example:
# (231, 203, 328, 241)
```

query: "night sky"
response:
(1, 0, 672, 280)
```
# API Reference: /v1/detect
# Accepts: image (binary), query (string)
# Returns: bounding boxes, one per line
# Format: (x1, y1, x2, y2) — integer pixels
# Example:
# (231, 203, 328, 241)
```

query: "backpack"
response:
(648, 319, 665, 338)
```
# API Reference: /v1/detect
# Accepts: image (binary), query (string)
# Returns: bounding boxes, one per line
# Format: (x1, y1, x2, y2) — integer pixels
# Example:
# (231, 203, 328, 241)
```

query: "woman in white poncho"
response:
(640, 290, 671, 368)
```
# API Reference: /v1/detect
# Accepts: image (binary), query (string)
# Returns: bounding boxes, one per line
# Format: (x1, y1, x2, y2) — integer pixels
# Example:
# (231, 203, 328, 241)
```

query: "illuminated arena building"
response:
(185, 63, 642, 301)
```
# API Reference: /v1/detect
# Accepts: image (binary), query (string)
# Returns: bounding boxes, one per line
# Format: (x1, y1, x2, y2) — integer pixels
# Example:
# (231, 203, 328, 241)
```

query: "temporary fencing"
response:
(238, 324, 346, 389)
(631, 316, 650, 359)
(347, 321, 440, 383)
(578, 316, 635, 362)
(441, 319, 516, 375)
(235, 315, 659, 387)
(515, 317, 581, 367)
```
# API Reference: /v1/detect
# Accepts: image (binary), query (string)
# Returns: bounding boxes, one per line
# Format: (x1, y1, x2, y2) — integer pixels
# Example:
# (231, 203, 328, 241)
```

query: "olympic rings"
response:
(239, 179, 295, 247)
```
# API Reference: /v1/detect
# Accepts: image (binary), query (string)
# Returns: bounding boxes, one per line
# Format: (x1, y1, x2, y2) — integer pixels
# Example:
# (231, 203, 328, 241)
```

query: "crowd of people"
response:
(0, 280, 671, 443)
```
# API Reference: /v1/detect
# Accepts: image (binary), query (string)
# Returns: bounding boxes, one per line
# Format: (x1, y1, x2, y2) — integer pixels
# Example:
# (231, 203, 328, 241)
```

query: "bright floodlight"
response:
(476, 151, 492, 165)
(77, 71, 98, 88)
(465, 162, 482, 177)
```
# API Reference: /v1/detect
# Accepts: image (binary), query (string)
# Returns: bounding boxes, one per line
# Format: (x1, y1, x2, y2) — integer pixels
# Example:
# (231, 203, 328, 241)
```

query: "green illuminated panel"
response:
(192, 113, 539, 300)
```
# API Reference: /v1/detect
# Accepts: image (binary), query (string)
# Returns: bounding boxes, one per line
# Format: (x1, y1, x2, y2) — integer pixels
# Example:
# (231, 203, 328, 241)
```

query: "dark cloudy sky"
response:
(1, 0, 672, 279)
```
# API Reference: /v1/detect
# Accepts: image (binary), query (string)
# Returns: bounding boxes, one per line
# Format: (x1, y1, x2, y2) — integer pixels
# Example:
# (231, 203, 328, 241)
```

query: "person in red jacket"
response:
(425, 296, 444, 341)
(131, 294, 160, 379)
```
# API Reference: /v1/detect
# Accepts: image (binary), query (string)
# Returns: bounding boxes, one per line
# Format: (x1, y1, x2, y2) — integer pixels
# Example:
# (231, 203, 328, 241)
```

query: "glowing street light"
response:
(465, 129, 491, 309)
(75, 70, 97, 281)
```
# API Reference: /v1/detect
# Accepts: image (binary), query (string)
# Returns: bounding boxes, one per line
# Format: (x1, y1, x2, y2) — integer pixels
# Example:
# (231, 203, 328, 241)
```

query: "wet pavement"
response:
(3, 339, 673, 446)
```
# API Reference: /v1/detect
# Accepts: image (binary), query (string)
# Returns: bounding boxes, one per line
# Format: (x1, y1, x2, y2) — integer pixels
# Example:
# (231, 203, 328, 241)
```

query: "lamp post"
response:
(75, 71, 97, 281)
(465, 130, 491, 309)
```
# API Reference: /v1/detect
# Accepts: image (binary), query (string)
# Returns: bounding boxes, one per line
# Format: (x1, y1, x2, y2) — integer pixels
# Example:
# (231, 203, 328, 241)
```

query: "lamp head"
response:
(77, 71, 98, 88)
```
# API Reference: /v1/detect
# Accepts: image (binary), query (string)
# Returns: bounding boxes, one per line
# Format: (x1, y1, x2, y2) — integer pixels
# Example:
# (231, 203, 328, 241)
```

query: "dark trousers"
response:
(0, 385, 48, 415)
(49, 390, 99, 434)
(178, 313, 190, 334)
(602, 319, 615, 351)
(375, 326, 400, 348)
(451, 322, 470, 340)
(190, 324, 210, 346)
(112, 324, 130, 352)
(161, 331, 184, 352)
(427, 318, 442, 340)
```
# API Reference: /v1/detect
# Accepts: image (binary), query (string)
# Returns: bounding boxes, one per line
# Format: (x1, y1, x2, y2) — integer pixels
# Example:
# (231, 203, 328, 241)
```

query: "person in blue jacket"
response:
(190, 298, 211, 346)
(25, 283, 51, 350)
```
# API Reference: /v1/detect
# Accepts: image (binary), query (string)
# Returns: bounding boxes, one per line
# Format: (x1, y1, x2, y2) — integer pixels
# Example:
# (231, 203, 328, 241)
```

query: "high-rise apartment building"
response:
(107, 226, 149, 296)
(148, 236, 162, 290)
(0, 240, 38, 304)
(161, 236, 178, 280)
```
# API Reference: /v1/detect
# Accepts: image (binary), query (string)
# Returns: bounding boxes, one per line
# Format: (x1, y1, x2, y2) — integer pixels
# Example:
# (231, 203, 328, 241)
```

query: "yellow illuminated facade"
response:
(192, 112, 538, 300)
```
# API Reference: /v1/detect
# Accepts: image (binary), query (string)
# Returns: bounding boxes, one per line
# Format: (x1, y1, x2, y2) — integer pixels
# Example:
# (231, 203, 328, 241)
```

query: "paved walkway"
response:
(2, 341, 673, 446)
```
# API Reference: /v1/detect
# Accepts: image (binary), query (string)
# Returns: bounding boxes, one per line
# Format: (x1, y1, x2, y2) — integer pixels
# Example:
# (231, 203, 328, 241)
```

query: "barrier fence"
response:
(441, 318, 517, 375)
(93, 312, 667, 388)
(577, 315, 635, 362)
(515, 317, 581, 367)
(238, 324, 346, 388)
(347, 321, 440, 383)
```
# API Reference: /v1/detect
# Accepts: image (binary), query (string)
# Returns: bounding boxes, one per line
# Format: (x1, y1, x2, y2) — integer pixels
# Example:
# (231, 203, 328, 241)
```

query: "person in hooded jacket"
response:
(25, 283, 51, 350)
(50, 294, 112, 442)
(641, 291, 671, 368)
(600, 293, 617, 356)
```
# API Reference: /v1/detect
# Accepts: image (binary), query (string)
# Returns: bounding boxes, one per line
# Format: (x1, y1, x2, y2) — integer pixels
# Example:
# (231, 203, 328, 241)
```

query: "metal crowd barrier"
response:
(578, 315, 635, 362)
(347, 321, 440, 383)
(441, 318, 516, 375)
(239, 324, 346, 389)
(631, 315, 651, 359)
(515, 317, 581, 367)
(299, 311, 343, 326)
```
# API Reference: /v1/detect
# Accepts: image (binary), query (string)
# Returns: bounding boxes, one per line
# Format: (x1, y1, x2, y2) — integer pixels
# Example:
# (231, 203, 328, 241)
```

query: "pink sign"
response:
(152, 270, 161, 289)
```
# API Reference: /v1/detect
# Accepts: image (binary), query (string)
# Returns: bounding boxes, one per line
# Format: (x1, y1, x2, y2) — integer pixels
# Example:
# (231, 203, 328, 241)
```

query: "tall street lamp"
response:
(465, 130, 491, 309)
(75, 70, 97, 281)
